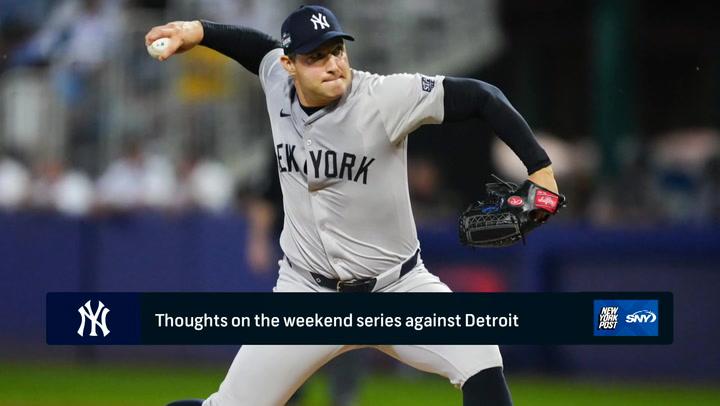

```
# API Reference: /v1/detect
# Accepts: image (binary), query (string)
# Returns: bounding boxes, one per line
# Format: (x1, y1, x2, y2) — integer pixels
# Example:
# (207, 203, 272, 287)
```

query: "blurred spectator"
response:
(30, 158, 93, 216)
(11, 0, 124, 173)
(243, 197, 276, 273)
(700, 156, 720, 222)
(492, 131, 578, 181)
(95, 138, 176, 211)
(408, 155, 458, 224)
(0, 0, 49, 72)
(192, 0, 283, 32)
(649, 128, 720, 224)
(12, 0, 122, 72)
(588, 138, 658, 226)
(236, 153, 282, 274)
(0, 149, 30, 210)
(176, 149, 234, 213)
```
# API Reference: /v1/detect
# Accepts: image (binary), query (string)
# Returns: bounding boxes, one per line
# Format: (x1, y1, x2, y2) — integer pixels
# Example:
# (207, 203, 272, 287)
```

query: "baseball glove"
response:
(459, 175, 566, 248)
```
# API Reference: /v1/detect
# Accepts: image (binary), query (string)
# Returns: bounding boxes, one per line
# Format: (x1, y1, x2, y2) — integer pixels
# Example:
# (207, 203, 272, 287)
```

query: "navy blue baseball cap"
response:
(281, 5, 354, 55)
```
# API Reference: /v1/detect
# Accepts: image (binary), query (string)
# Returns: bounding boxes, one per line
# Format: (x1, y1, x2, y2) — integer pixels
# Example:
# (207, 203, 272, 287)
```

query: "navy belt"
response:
(287, 249, 420, 292)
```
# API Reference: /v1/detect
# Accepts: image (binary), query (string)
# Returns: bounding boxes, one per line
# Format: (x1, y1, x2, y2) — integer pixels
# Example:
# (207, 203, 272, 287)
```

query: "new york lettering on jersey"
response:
(275, 143, 375, 185)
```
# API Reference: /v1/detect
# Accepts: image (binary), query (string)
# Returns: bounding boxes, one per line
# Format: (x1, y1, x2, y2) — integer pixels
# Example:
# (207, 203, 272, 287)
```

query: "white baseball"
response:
(147, 38, 170, 59)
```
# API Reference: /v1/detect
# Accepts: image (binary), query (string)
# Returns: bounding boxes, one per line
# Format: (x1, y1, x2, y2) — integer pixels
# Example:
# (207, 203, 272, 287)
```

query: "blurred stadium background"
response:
(1, 0, 719, 405)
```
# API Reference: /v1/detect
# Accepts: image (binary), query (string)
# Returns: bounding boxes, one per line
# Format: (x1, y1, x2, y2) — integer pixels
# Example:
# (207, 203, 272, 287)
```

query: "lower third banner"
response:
(46, 292, 672, 345)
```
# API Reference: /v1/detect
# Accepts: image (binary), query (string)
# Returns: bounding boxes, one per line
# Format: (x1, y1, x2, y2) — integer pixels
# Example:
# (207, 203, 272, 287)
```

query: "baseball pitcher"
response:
(146, 5, 561, 406)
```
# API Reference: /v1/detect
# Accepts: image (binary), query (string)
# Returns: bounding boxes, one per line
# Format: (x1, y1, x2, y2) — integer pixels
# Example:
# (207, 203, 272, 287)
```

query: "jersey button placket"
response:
(303, 123, 336, 272)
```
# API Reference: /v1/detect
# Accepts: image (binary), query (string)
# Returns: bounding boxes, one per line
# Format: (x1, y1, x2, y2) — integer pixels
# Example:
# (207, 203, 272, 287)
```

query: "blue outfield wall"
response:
(1, 212, 718, 379)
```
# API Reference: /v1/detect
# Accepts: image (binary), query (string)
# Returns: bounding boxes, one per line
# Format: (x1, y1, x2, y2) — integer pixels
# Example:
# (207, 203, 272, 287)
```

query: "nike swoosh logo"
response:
(280, 109, 291, 117)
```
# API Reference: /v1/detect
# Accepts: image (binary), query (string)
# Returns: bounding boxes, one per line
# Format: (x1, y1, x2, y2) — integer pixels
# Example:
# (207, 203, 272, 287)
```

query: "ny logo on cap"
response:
(310, 13, 330, 30)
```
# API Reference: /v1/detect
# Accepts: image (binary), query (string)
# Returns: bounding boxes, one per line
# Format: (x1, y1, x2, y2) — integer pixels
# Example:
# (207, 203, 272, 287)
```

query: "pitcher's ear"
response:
(280, 55, 296, 76)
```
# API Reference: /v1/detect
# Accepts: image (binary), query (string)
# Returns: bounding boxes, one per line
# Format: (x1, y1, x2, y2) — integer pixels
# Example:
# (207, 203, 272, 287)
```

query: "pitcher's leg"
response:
(379, 263, 508, 402)
(203, 344, 348, 406)
(377, 344, 503, 388)
(461, 366, 512, 406)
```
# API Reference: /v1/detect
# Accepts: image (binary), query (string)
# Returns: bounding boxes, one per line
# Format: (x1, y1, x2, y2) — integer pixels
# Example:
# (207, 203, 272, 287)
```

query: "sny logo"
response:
(77, 300, 110, 337)
(310, 13, 329, 30)
(626, 310, 657, 323)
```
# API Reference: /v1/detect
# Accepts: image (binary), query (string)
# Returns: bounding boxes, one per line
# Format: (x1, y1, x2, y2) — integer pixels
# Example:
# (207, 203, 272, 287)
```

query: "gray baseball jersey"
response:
(259, 48, 445, 280)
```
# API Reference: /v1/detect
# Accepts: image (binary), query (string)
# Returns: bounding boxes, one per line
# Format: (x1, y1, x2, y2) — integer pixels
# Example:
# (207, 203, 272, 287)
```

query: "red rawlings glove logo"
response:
(535, 189, 559, 213)
(507, 196, 524, 207)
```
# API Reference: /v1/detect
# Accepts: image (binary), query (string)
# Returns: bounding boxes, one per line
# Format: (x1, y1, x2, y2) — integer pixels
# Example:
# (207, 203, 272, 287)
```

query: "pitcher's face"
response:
(281, 39, 352, 107)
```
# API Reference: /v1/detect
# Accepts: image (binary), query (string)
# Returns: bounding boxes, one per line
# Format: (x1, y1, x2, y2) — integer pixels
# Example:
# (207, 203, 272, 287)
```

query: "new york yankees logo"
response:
(310, 13, 329, 30)
(77, 300, 110, 337)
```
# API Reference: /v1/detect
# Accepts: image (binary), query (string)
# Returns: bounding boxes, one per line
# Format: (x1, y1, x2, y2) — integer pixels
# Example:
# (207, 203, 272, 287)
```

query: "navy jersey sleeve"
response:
(443, 76, 551, 174)
(199, 20, 281, 75)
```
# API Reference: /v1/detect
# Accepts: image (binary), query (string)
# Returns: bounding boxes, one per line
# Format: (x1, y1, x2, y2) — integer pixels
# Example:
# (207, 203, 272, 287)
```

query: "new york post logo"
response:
(596, 305, 619, 330)
(594, 300, 658, 336)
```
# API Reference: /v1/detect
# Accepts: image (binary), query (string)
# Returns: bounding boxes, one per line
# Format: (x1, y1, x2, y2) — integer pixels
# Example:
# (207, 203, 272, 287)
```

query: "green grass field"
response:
(1, 361, 718, 406)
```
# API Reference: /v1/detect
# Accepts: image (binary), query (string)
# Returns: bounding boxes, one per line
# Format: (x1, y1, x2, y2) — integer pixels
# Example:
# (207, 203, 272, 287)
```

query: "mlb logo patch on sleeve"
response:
(594, 300, 659, 336)
(421, 76, 435, 92)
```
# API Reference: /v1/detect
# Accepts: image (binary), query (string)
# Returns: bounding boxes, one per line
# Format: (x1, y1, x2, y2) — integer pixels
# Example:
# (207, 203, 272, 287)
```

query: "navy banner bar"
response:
(46, 292, 672, 345)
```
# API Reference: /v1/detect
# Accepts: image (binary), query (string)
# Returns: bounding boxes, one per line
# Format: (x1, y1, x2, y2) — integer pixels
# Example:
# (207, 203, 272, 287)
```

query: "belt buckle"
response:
(337, 279, 375, 293)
